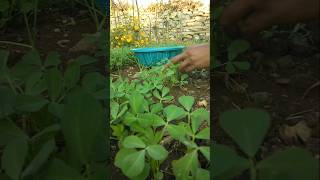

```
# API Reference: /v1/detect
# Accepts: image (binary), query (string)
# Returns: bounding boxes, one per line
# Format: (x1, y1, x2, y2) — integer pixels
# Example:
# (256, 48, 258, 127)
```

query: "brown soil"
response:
(0, 6, 104, 73)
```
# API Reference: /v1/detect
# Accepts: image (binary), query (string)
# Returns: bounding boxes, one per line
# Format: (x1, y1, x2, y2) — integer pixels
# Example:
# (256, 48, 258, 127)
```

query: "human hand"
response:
(220, 0, 320, 35)
(166, 44, 210, 72)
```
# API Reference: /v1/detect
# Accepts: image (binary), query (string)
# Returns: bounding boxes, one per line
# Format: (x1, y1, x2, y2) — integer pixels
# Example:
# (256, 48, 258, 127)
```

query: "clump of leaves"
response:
(213, 108, 319, 180)
(0, 49, 108, 179)
(111, 70, 210, 180)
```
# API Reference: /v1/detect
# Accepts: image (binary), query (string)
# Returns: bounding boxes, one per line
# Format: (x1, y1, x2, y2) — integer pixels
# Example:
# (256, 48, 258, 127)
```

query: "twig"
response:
(301, 81, 320, 99)
(231, 102, 241, 110)
(286, 109, 313, 119)
(0, 40, 32, 48)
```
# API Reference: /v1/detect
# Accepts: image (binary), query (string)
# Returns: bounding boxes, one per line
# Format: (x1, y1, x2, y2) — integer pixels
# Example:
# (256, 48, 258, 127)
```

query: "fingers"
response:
(179, 58, 192, 72)
(184, 64, 196, 72)
(220, 0, 253, 32)
(171, 53, 187, 64)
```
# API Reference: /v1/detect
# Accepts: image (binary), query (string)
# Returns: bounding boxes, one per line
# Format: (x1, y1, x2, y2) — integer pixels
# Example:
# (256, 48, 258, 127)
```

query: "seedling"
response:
(214, 108, 319, 180)
(153, 87, 174, 103)
(0, 50, 107, 179)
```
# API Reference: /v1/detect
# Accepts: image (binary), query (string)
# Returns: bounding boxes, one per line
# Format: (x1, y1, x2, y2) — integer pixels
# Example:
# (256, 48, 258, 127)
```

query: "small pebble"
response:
(53, 28, 61, 33)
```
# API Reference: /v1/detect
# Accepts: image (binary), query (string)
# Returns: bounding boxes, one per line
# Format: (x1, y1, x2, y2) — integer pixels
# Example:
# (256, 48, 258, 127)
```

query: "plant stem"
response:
(0, 41, 32, 48)
(32, 0, 39, 48)
(23, 13, 35, 49)
(5, 75, 17, 94)
(91, 0, 99, 31)
(249, 158, 257, 180)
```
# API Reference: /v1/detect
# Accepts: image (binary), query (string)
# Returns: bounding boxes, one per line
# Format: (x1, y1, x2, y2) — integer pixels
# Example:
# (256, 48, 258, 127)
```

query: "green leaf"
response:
(161, 87, 170, 97)
(111, 101, 119, 119)
(22, 139, 56, 177)
(195, 127, 209, 140)
(191, 108, 209, 133)
(196, 168, 210, 180)
(20, 0, 34, 13)
(257, 148, 319, 180)
(15, 95, 49, 112)
(138, 113, 166, 127)
(0, 86, 16, 118)
(131, 163, 150, 180)
(0, 49, 9, 76)
(44, 52, 60, 68)
(167, 124, 186, 140)
(154, 171, 164, 180)
(233, 61, 250, 70)
(164, 105, 186, 122)
(225, 62, 236, 74)
(212, 144, 250, 179)
(0, 173, 11, 180)
(199, 146, 210, 161)
(43, 158, 86, 180)
(22, 50, 41, 66)
(87, 163, 108, 180)
(123, 135, 146, 149)
(153, 90, 161, 100)
(172, 149, 199, 179)
(31, 124, 60, 141)
(48, 102, 64, 119)
(150, 103, 163, 114)
(121, 150, 146, 178)
(0, 120, 28, 147)
(61, 89, 104, 166)
(81, 72, 106, 93)
(146, 145, 168, 160)
(45, 68, 63, 102)
(220, 108, 270, 157)
(129, 91, 147, 114)
(0, 0, 9, 12)
(9, 50, 41, 80)
(178, 96, 195, 112)
(75, 55, 98, 66)
(227, 39, 250, 61)
(25, 71, 43, 95)
(1, 138, 28, 180)
(64, 61, 80, 90)
(115, 148, 136, 168)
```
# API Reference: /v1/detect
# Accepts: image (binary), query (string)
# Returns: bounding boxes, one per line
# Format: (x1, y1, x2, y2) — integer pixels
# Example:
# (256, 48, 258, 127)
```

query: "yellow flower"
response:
(115, 36, 119, 40)
(126, 38, 132, 43)
(134, 26, 139, 31)
(118, 42, 121, 45)
(140, 40, 145, 44)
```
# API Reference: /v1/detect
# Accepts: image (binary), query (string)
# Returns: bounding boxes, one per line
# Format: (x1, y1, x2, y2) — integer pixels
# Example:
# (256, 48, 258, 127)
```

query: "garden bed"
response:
(110, 64, 210, 179)
(213, 26, 319, 179)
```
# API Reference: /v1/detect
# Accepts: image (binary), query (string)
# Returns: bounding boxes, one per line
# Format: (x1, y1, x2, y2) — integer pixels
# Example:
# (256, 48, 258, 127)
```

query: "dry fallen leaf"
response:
(197, 100, 208, 108)
(279, 121, 311, 144)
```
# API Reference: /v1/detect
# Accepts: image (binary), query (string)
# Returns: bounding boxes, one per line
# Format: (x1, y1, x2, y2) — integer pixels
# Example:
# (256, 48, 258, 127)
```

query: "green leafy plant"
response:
(153, 87, 174, 103)
(225, 39, 251, 73)
(213, 108, 319, 180)
(111, 69, 210, 179)
(0, 49, 107, 179)
(110, 47, 136, 71)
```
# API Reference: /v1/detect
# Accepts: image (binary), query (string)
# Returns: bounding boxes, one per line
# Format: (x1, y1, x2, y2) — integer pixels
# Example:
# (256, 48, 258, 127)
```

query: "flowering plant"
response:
(111, 18, 150, 48)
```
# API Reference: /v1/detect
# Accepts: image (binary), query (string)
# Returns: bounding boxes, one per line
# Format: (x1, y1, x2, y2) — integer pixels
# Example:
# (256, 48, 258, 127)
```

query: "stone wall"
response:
(111, 6, 210, 42)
